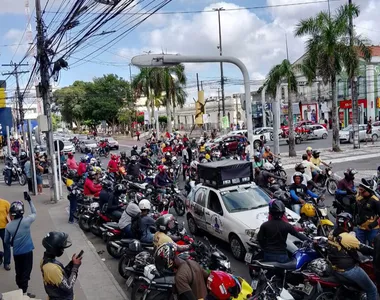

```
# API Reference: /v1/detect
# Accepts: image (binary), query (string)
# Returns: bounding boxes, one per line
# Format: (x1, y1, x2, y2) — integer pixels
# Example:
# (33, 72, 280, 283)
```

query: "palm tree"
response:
(132, 67, 162, 127)
(295, 3, 371, 152)
(266, 59, 298, 157)
(159, 64, 187, 132)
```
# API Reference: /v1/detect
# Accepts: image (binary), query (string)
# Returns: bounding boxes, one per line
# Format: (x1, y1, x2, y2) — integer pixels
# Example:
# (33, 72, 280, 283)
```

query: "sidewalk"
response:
(0, 186, 128, 300)
(280, 144, 380, 169)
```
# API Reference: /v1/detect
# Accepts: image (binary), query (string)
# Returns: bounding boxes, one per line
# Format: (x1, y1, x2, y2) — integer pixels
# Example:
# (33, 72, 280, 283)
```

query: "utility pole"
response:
(348, 0, 359, 149)
(217, 88, 221, 130)
(35, 0, 59, 202)
(196, 73, 200, 91)
(214, 8, 226, 117)
(2, 62, 29, 151)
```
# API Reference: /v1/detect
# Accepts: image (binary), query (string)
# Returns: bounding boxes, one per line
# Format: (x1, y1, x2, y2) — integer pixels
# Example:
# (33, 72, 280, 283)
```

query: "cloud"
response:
(0, 0, 53, 14)
(4, 29, 32, 56)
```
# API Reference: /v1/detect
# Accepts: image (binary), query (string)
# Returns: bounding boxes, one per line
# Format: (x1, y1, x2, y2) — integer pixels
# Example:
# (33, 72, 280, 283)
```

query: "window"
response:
(207, 191, 223, 215)
(337, 79, 344, 99)
(221, 187, 270, 213)
(194, 189, 206, 207)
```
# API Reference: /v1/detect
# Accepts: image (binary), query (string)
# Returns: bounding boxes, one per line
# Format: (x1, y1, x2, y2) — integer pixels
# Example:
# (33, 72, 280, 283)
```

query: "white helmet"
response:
(90, 158, 97, 165)
(171, 156, 178, 163)
(190, 161, 199, 170)
(139, 199, 151, 210)
(263, 162, 275, 171)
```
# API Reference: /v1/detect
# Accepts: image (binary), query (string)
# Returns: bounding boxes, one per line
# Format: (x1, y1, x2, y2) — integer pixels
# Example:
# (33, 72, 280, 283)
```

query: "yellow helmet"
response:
(306, 146, 312, 152)
(301, 203, 316, 217)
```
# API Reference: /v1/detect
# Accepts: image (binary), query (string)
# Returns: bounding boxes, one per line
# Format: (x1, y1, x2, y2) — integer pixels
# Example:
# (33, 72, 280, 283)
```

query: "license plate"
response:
(302, 283, 313, 295)
(126, 275, 134, 288)
(245, 252, 253, 263)
(251, 280, 258, 290)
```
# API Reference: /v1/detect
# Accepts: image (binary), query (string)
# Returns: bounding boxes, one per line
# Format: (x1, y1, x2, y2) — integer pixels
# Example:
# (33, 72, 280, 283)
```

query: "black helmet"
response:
(269, 199, 285, 219)
(344, 168, 357, 180)
(42, 231, 72, 257)
(312, 150, 320, 158)
(88, 170, 96, 179)
(154, 243, 176, 273)
(114, 183, 127, 195)
(141, 152, 148, 158)
(336, 212, 354, 232)
(10, 201, 24, 218)
(359, 178, 375, 194)
(20, 151, 27, 159)
(102, 179, 113, 191)
(120, 151, 126, 158)
(155, 214, 176, 233)
(165, 152, 171, 160)
(135, 251, 154, 268)
(132, 145, 138, 150)
(130, 155, 137, 162)
(295, 163, 305, 173)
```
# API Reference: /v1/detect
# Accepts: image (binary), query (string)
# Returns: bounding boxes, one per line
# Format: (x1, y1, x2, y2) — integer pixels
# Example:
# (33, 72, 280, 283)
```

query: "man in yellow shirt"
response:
(310, 150, 329, 181)
(0, 198, 11, 270)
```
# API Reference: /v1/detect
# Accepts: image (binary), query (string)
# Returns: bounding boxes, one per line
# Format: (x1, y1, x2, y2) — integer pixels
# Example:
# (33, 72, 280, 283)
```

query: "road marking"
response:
(284, 152, 380, 170)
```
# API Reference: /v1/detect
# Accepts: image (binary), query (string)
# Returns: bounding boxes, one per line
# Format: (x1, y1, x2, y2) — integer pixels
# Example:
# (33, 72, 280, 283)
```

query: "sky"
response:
(0, 0, 379, 105)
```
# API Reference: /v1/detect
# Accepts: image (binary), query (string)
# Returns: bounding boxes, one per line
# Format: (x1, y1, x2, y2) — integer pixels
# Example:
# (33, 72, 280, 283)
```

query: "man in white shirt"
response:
(301, 154, 322, 179)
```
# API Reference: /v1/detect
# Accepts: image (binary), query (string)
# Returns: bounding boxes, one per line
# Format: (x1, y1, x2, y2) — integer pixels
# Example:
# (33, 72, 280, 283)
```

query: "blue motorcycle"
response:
(247, 236, 328, 297)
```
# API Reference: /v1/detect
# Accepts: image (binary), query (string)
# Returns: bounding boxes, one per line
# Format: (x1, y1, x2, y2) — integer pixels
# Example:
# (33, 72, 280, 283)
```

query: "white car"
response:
(226, 129, 266, 148)
(339, 124, 379, 143)
(307, 124, 328, 140)
(185, 183, 300, 260)
(254, 127, 273, 141)
(62, 141, 75, 154)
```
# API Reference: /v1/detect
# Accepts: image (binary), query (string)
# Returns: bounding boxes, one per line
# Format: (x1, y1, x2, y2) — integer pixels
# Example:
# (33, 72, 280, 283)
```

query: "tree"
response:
(82, 74, 133, 133)
(265, 59, 298, 157)
(295, 3, 371, 152)
(132, 67, 162, 126)
(159, 64, 187, 132)
(53, 80, 87, 128)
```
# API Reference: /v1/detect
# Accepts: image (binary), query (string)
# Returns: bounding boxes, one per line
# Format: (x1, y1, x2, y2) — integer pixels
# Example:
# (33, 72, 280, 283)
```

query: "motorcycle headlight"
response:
(219, 260, 230, 270)
(328, 170, 332, 176)
(170, 168, 173, 172)
(319, 207, 328, 216)
(278, 163, 283, 167)
(163, 199, 168, 205)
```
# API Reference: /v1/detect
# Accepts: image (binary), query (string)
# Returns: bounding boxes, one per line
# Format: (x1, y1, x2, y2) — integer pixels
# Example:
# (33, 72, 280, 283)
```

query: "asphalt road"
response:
(76, 152, 379, 291)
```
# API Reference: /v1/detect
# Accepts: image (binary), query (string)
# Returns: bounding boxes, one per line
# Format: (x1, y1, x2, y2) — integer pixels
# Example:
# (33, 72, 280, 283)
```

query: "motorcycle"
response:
(314, 165, 338, 195)
(299, 192, 334, 237)
(168, 185, 186, 216)
(97, 146, 110, 158)
(3, 157, 27, 186)
(78, 201, 100, 232)
(272, 159, 287, 177)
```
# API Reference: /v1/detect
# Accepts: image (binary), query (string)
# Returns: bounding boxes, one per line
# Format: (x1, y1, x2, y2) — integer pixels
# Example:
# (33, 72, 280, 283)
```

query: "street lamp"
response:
(131, 54, 254, 156)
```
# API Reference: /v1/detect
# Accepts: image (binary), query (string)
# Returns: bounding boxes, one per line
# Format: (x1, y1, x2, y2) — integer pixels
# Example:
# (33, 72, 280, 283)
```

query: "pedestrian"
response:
(41, 232, 82, 300)
(366, 120, 373, 145)
(24, 157, 33, 193)
(0, 198, 11, 271)
(36, 159, 44, 194)
(5, 195, 36, 298)
(136, 130, 140, 141)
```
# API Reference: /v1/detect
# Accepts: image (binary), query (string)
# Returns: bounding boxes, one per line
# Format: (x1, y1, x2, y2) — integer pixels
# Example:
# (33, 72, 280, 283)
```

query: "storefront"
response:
(338, 99, 367, 127)
(299, 103, 319, 123)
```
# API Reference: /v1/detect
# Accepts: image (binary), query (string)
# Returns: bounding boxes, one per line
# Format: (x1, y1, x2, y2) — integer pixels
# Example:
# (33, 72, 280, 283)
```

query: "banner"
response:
(221, 116, 229, 129)
(0, 80, 6, 108)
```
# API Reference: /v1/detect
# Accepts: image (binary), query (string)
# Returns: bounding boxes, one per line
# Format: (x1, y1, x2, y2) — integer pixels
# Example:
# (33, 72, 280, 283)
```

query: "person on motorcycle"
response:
(199, 141, 206, 153)
(292, 162, 320, 191)
(355, 179, 380, 245)
(301, 153, 322, 180)
(289, 172, 319, 215)
(77, 156, 87, 177)
(255, 162, 283, 190)
(99, 139, 108, 155)
(155, 165, 173, 190)
(306, 146, 313, 161)
(131, 145, 139, 157)
(189, 161, 199, 181)
(118, 193, 143, 238)
(83, 170, 102, 198)
(335, 168, 358, 214)
(262, 146, 279, 162)
(310, 150, 329, 182)
(257, 199, 309, 263)
(107, 154, 119, 174)
(163, 152, 172, 166)
(139, 153, 153, 171)
(190, 138, 197, 149)
(138, 199, 155, 243)
(67, 153, 78, 171)
(102, 182, 125, 220)
(41, 232, 82, 300)
(153, 214, 193, 252)
(175, 141, 184, 157)
(119, 151, 128, 166)
(127, 155, 141, 178)
(154, 243, 208, 300)
(182, 142, 192, 181)
(19, 151, 28, 169)
(162, 142, 172, 153)
(253, 152, 263, 174)
(327, 213, 377, 300)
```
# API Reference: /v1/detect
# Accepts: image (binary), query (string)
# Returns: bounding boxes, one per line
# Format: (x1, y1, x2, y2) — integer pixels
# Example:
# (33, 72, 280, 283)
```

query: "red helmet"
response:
(68, 152, 73, 158)
(157, 165, 166, 173)
(111, 154, 117, 160)
(207, 271, 241, 300)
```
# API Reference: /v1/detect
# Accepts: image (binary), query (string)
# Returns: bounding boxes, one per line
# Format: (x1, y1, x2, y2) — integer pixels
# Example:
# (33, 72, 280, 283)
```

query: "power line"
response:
(45, 0, 342, 16)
